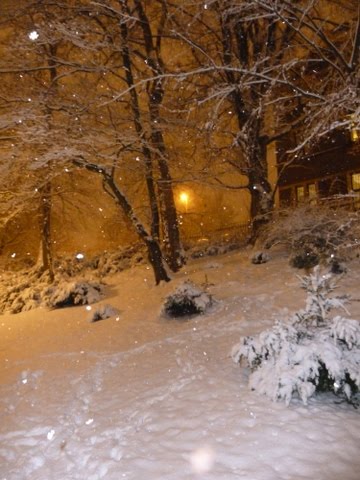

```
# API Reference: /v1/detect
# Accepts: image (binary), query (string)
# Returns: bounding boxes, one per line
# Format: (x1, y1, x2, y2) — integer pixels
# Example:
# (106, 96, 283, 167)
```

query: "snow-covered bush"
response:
(89, 244, 145, 276)
(258, 201, 360, 269)
(45, 280, 103, 308)
(53, 244, 146, 278)
(0, 267, 103, 313)
(0, 245, 145, 314)
(328, 257, 347, 275)
(163, 280, 213, 317)
(188, 241, 241, 259)
(289, 250, 319, 270)
(251, 251, 270, 265)
(89, 304, 119, 322)
(232, 267, 360, 405)
(0, 268, 51, 314)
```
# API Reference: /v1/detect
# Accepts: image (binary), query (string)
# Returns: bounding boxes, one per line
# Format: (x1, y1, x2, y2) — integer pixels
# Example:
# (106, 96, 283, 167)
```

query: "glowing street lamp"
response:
(179, 191, 189, 212)
(351, 127, 359, 142)
(349, 114, 359, 142)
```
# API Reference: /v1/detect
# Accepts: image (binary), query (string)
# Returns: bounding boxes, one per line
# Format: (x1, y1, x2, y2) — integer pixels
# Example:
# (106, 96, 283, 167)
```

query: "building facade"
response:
(275, 129, 360, 208)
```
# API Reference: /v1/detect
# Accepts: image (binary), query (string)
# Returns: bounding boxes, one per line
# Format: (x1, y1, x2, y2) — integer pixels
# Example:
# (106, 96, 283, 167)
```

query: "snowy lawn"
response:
(1, 249, 359, 480)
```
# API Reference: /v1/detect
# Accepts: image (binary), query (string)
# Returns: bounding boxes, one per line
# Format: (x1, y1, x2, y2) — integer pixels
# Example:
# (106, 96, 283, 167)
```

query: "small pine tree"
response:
(293, 269, 349, 328)
(232, 267, 360, 405)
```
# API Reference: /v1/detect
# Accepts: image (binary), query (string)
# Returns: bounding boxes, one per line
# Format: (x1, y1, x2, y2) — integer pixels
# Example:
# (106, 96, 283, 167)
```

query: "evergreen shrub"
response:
(232, 267, 360, 405)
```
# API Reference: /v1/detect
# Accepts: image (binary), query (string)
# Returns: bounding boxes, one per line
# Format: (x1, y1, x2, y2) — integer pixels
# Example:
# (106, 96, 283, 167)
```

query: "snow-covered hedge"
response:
(232, 267, 360, 405)
(0, 245, 146, 314)
(53, 244, 145, 278)
(0, 268, 50, 314)
(258, 202, 360, 269)
(0, 268, 103, 314)
(188, 241, 240, 259)
(163, 281, 213, 317)
(88, 245, 145, 276)
(45, 280, 103, 309)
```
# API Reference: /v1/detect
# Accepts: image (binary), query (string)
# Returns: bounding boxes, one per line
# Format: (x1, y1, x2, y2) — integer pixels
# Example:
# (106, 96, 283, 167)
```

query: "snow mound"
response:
(232, 267, 360, 405)
(251, 251, 270, 264)
(163, 280, 213, 318)
(188, 241, 241, 259)
(54, 244, 146, 278)
(0, 268, 50, 314)
(90, 245, 145, 276)
(89, 304, 120, 322)
(45, 280, 103, 308)
(0, 268, 103, 314)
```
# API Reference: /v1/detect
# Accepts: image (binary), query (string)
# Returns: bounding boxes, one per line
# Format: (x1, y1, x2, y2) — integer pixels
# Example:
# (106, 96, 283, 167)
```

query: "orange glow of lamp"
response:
(179, 192, 189, 212)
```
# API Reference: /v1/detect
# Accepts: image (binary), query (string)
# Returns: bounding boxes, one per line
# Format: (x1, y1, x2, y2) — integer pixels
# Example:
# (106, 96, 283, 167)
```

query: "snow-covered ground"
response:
(1, 249, 359, 480)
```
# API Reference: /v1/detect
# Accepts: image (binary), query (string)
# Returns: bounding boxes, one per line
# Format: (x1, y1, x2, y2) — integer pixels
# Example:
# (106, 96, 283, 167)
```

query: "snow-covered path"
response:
(1, 251, 359, 479)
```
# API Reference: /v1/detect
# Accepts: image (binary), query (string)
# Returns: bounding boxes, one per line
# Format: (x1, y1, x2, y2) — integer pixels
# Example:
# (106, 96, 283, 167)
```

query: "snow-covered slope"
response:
(1, 249, 359, 480)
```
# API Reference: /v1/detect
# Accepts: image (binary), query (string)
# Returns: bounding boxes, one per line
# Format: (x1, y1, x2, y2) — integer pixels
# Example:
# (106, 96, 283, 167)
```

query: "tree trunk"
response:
(143, 237, 170, 285)
(248, 171, 273, 241)
(130, 0, 185, 272)
(231, 102, 274, 241)
(247, 135, 274, 242)
(35, 44, 58, 282)
(38, 182, 54, 281)
(104, 174, 170, 284)
(151, 119, 185, 272)
(119, 16, 161, 242)
(76, 161, 170, 284)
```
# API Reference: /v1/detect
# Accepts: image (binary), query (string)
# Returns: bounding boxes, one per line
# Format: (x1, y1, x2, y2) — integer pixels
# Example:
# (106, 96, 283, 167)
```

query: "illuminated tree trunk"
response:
(151, 111, 185, 272)
(133, 0, 185, 272)
(219, 7, 275, 239)
(36, 44, 58, 281)
(76, 161, 170, 285)
(102, 174, 170, 285)
(38, 182, 54, 281)
(228, 85, 274, 239)
(248, 161, 273, 239)
(244, 123, 274, 239)
(119, 17, 161, 243)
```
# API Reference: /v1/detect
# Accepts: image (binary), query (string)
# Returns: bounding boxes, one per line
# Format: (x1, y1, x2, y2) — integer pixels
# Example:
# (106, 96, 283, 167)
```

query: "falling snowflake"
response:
(28, 30, 39, 41)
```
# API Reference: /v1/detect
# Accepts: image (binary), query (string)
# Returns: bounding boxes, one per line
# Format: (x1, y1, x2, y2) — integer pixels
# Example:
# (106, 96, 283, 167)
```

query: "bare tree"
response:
(255, 0, 360, 148)
(1, 0, 357, 274)
(111, 0, 185, 271)
(0, 1, 173, 283)
(164, 0, 360, 235)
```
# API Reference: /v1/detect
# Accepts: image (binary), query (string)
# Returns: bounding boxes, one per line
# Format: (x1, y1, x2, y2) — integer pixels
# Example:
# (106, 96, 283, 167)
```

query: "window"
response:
(308, 183, 317, 204)
(296, 186, 305, 202)
(293, 183, 318, 205)
(351, 173, 360, 210)
(308, 184, 316, 197)
(351, 173, 360, 191)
